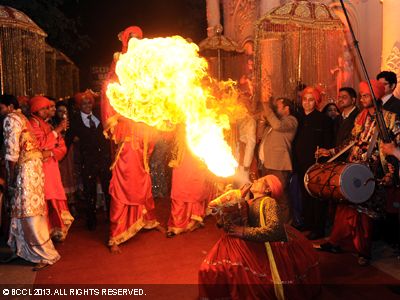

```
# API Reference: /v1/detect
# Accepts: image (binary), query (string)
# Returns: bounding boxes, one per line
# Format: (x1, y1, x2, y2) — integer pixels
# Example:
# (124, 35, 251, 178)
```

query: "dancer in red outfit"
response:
(167, 133, 211, 237)
(29, 96, 73, 242)
(102, 26, 164, 254)
(199, 175, 320, 300)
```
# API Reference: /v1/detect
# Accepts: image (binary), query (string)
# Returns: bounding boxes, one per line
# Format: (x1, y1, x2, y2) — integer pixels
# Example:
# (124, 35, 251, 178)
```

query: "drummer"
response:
(314, 80, 400, 266)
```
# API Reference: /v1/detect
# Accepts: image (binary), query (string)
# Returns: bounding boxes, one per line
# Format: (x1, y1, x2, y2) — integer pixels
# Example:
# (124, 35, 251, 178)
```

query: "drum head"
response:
(340, 163, 375, 204)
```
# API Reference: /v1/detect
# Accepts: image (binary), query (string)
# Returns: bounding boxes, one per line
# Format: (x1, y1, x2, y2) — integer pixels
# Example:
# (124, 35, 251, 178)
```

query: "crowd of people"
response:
(0, 24, 399, 299)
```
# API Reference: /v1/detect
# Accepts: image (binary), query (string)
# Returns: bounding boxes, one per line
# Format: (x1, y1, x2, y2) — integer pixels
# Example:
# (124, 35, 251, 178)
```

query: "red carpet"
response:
(34, 198, 400, 299)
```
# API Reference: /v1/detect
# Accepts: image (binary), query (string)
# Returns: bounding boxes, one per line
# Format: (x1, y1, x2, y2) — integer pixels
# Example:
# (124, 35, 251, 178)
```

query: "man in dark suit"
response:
(293, 87, 334, 240)
(334, 87, 359, 147)
(377, 71, 400, 115)
(68, 90, 111, 230)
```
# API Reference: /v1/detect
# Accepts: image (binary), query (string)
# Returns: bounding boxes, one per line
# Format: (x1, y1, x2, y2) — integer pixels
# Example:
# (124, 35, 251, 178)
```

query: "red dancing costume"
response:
(29, 96, 73, 242)
(102, 26, 161, 248)
(199, 175, 320, 300)
(167, 145, 211, 236)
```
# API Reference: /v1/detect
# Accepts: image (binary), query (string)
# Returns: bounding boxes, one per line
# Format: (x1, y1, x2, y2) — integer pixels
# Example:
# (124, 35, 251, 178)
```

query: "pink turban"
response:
(359, 80, 385, 99)
(301, 86, 321, 105)
(29, 96, 51, 113)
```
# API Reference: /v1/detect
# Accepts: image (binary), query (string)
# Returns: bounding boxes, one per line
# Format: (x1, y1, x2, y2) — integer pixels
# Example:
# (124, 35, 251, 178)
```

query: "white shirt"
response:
(381, 93, 393, 105)
(342, 106, 356, 119)
(236, 116, 256, 168)
(80, 111, 100, 128)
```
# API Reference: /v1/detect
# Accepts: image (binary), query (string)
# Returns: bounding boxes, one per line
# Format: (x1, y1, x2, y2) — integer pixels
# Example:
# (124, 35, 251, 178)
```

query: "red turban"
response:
(29, 96, 51, 113)
(121, 26, 143, 53)
(75, 90, 95, 106)
(301, 86, 321, 105)
(264, 175, 283, 200)
(359, 80, 385, 99)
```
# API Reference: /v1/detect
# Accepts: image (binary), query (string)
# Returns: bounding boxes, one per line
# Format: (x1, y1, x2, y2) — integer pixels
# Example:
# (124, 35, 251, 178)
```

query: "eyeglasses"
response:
(360, 94, 371, 99)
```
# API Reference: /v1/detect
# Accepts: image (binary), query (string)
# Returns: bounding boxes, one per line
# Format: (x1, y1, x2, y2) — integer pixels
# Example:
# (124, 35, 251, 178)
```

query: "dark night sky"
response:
(70, 0, 207, 88)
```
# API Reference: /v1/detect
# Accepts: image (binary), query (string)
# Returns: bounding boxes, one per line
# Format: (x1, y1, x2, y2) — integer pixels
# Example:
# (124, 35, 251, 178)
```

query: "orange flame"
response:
(106, 36, 238, 177)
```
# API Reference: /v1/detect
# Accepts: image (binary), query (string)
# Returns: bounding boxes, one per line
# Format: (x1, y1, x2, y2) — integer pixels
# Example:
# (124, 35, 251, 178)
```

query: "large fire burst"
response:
(106, 36, 239, 177)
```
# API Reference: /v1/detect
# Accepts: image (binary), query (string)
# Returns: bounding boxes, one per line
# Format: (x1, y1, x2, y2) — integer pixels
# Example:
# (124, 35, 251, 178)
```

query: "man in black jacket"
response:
(334, 87, 359, 148)
(377, 71, 400, 115)
(68, 91, 111, 230)
(293, 86, 334, 240)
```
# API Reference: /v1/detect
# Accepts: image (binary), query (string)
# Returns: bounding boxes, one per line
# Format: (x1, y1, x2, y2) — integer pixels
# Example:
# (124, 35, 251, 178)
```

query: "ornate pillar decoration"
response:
(206, 0, 221, 36)
(381, 0, 400, 97)
(222, 0, 258, 47)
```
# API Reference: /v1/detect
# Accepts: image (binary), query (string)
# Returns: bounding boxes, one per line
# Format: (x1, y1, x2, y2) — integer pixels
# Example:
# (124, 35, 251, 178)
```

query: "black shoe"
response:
(357, 255, 370, 266)
(307, 231, 324, 240)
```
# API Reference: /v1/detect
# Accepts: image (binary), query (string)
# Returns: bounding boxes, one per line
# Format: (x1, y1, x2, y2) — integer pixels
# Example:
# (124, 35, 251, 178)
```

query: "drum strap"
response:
(260, 197, 285, 300)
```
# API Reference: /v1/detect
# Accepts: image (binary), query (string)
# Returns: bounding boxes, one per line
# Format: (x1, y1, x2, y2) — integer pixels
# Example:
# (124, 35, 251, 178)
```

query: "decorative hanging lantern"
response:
(0, 5, 47, 96)
(55, 49, 79, 99)
(254, 0, 345, 108)
(199, 25, 244, 81)
(45, 44, 57, 98)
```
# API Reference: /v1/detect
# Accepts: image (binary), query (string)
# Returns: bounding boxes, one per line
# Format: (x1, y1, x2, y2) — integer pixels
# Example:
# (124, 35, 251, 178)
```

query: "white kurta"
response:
(4, 111, 60, 265)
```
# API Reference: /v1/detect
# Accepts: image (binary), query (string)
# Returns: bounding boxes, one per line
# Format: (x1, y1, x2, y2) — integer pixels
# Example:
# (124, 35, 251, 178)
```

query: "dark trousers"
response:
(288, 173, 303, 226)
(299, 169, 328, 235)
(81, 160, 111, 225)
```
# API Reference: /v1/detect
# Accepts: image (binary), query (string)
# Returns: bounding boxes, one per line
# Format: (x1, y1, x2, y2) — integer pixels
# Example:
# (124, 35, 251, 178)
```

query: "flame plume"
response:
(106, 36, 238, 177)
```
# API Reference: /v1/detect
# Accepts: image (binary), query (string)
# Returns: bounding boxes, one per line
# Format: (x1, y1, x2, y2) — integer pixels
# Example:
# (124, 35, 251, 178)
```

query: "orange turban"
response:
(75, 90, 95, 106)
(359, 80, 385, 99)
(251, 175, 283, 199)
(29, 96, 51, 113)
(301, 86, 321, 105)
(17, 96, 29, 106)
(121, 26, 143, 53)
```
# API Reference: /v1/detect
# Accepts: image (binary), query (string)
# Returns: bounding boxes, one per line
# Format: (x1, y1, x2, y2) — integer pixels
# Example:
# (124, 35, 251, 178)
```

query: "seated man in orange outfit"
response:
(29, 96, 73, 242)
(102, 26, 164, 254)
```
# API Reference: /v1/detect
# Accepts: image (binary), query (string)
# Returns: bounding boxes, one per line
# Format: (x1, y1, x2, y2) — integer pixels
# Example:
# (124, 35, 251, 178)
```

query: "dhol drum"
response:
(304, 162, 375, 204)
